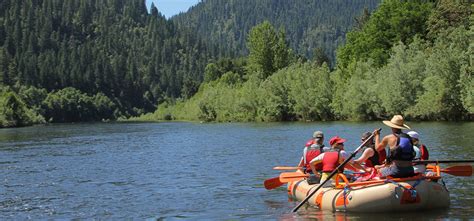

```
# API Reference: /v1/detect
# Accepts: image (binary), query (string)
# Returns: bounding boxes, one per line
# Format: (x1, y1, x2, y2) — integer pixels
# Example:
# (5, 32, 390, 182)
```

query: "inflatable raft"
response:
(287, 170, 450, 212)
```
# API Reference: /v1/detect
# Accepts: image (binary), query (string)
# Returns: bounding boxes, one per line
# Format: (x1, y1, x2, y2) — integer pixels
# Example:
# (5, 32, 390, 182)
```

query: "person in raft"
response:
(354, 131, 387, 168)
(373, 115, 416, 178)
(297, 131, 330, 174)
(308, 136, 363, 185)
(297, 131, 331, 184)
(407, 130, 430, 173)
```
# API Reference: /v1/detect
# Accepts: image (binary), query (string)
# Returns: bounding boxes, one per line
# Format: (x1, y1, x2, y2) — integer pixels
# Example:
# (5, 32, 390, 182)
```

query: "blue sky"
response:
(145, 0, 200, 18)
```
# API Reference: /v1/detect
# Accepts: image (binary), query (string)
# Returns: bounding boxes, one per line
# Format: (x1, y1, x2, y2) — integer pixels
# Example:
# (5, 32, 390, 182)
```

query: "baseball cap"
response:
(407, 131, 419, 140)
(329, 136, 346, 146)
(313, 131, 324, 139)
(361, 131, 372, 140)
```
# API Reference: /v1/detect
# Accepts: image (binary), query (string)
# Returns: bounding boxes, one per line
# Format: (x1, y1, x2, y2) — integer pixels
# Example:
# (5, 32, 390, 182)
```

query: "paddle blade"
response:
(279, 172, 309, 183)
(441, 165, 473, 176)
(264, 177, 285, 190)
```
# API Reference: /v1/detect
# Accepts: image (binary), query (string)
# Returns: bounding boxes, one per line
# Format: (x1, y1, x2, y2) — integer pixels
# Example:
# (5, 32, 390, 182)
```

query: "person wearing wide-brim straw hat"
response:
(382, 115, 411, 130)
(372, 115, 416, 178)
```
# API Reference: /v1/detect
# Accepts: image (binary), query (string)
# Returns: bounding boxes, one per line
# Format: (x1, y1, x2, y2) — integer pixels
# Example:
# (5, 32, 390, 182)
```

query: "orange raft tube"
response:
(287, 169, 450, 212)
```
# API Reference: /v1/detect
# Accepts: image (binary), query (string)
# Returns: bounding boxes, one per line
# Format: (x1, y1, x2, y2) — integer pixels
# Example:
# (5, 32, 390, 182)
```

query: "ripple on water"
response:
(107, 181, 132, 186)
(0, 197, 59, 215)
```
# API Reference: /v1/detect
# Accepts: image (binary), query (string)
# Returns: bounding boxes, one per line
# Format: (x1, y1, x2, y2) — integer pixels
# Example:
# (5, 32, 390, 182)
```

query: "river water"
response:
(0, 122, 472, 220)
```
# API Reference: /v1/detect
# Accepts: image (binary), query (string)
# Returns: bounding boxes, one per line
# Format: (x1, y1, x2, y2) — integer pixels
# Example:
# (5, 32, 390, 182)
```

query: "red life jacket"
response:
(379, 148, 387, 164)
(303, 144, 324, 173)
(419, 144, 429, 160)
(305, 139, 315, 147)
(322, 151, 340, 172)
(364, 147, 387, 168)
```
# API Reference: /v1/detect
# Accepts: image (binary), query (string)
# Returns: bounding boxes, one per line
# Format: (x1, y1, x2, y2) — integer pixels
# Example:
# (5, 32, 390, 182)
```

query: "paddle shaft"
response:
(292, 128, 381, 212)
(413, 160, 474, 164)
(273, 166, 303, 170)
(279, 172, 310, 182)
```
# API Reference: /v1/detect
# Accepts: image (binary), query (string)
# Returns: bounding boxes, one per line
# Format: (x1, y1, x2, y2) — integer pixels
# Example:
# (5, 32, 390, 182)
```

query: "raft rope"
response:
(440, 178, 449, 192)
(384, 178, 422, 199)
(342, 185, 351, 208)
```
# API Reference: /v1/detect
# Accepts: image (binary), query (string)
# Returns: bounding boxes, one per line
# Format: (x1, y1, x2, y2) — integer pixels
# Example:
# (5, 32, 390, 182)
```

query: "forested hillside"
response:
(139, 0, 472, 122)
(0, 0, 213, 127)
(172, 0, 380, 63)
(1, 0, 471, 127)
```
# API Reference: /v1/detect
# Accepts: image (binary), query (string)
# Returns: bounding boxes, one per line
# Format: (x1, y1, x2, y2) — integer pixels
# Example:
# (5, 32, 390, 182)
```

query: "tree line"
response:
(0, 0, 385, 127)
(136, 0, 473, 122)
(0, 0, 471, 127)
(0, 0, 213, 127)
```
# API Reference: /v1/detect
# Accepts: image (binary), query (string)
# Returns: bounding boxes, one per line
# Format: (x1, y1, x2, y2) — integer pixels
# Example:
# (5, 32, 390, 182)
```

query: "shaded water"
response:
(0, 122, 472, 219)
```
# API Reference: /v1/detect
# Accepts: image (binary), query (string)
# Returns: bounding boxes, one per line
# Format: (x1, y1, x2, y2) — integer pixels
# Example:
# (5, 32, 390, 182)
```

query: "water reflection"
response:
(278, 204, 452, 221)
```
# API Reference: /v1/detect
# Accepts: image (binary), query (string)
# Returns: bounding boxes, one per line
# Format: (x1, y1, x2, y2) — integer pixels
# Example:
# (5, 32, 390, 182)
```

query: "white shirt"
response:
(413, 145, 421, 159)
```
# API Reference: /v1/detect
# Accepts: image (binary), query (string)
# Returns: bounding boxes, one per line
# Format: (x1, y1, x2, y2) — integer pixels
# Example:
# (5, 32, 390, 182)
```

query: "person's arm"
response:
(343, 155, 366, 172)
(297, 157, 304, 172)
(309, 154, 324, 174)
(339, 151, 366, 172)
(354, 148, 374, 164)
(374, 129, 380, 149)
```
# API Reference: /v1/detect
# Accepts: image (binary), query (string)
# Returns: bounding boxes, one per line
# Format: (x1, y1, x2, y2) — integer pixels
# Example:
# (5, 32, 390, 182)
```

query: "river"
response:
(0, 122, 472, 219)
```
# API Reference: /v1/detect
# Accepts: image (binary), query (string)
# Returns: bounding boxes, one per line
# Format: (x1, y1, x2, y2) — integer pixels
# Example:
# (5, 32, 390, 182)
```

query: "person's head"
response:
(383, 115, 410, 133)
(329, 136, 346, 150)
(361, 131, 374, 146)
(312, 131, 324, 144)
(407, 131, 420, 145)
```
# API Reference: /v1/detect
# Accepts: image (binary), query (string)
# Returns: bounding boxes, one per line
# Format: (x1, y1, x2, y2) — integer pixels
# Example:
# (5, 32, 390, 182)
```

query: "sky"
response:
(145, 0, 201, 18)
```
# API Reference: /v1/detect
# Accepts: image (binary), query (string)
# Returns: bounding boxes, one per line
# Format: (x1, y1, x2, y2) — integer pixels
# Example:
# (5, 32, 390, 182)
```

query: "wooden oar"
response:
(413, 160, 474, 164)
(427, 165, 473, 176)
(292, 128, 381, 212)
(279, 172, 310, 182)
(273, 166, 303, 170)
(264, 176, 285, 190)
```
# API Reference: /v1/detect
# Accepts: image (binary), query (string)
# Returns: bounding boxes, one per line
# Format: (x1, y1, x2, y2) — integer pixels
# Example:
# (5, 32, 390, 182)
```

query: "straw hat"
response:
(382, 115, 411, 130)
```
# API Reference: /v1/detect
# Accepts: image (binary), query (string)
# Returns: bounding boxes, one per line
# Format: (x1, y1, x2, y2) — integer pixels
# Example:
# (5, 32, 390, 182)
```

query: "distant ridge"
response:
(172, 0, 381, 62)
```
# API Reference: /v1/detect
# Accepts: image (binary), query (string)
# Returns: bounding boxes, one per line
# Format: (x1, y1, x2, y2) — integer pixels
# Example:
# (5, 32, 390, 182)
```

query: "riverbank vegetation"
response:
(0, 0, 472, 127)
(0, 0, 212, 127)
(137, 0, 473, 122)
(0, 0, 381, 127)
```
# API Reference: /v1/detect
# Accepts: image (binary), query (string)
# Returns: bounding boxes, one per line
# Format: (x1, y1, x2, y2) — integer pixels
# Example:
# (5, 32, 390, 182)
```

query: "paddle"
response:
(427, 165, 473, 176)
(274, 165, 366, 172)
(413, 160, 474, 164)
(441, 165, 473, 176)
(279, 172, 310, 182)
(292, 128, 381, 213)
(264, 176, 285, 190)
(273, 166, 303, 170)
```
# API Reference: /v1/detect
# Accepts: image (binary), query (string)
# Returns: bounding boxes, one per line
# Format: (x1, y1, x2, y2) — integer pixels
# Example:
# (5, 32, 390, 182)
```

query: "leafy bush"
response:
(0, 87, 44, 127)
(42, 87, 116, 122)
